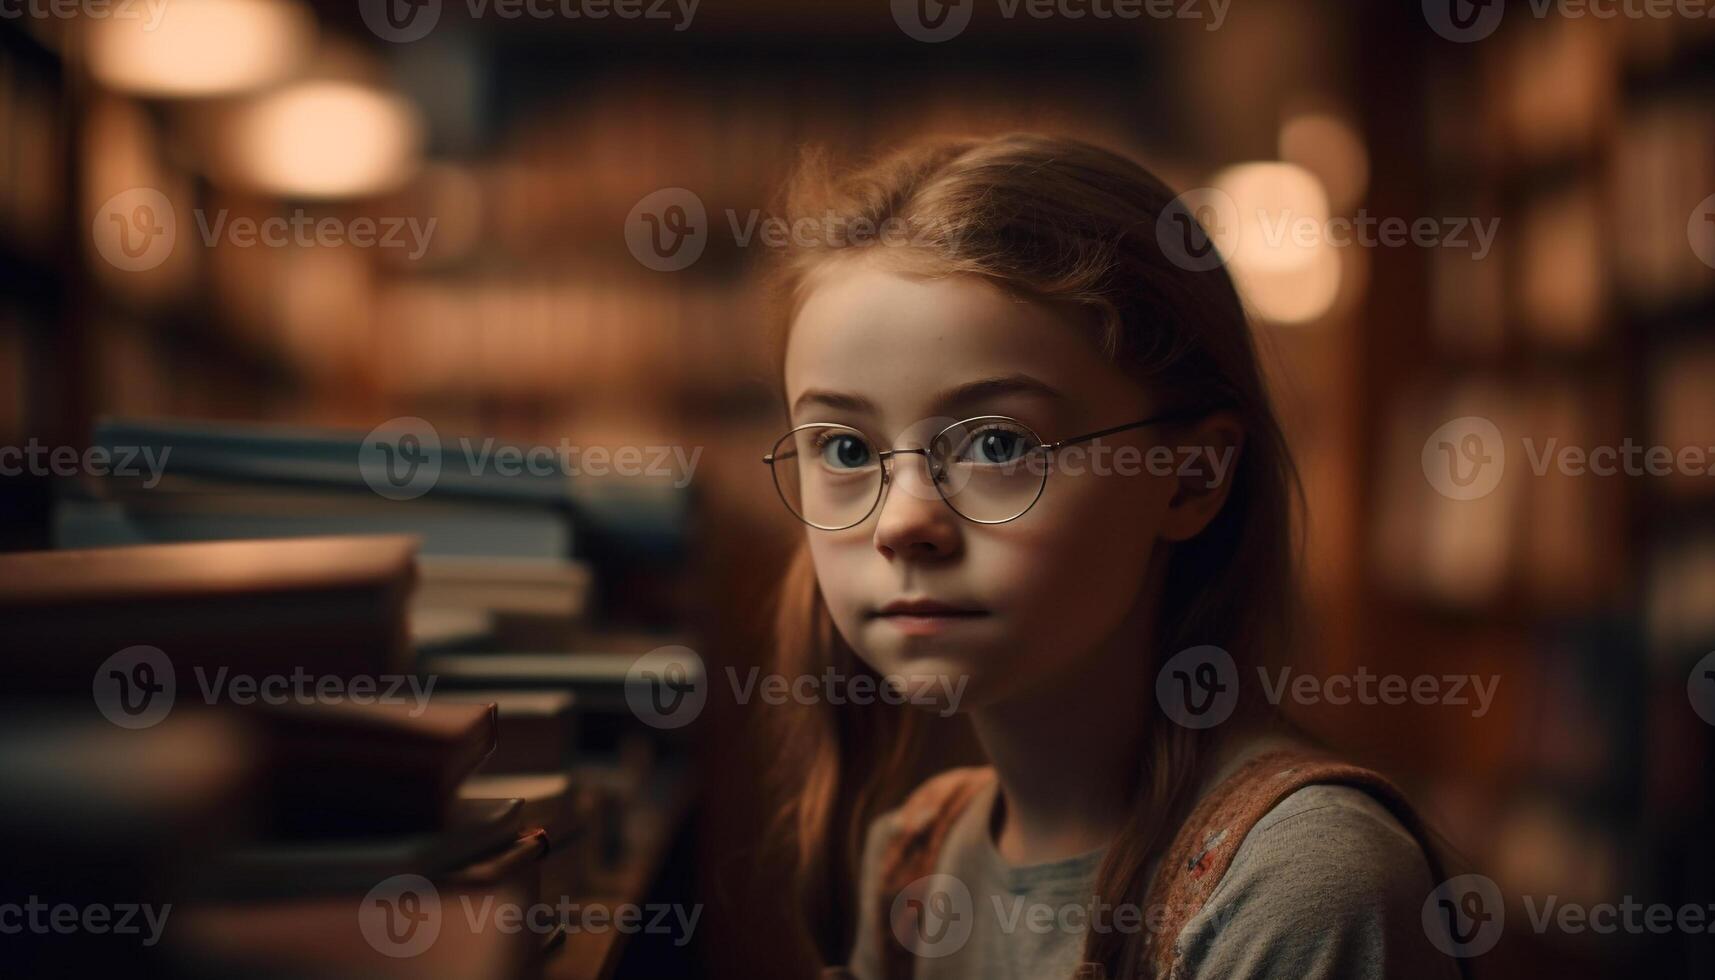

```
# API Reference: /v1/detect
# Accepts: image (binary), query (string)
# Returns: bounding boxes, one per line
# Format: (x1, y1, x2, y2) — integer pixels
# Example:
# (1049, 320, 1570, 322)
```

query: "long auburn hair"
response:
(762, 132, 1303, 979)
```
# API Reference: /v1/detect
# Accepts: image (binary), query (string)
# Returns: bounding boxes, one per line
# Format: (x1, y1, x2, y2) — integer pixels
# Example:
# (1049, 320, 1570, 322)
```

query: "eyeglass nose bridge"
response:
(874, 447, 961, 515)
(876, 446, 945, 485)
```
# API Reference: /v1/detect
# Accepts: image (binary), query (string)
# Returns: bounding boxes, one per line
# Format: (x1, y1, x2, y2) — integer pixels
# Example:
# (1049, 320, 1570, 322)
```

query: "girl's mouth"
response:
(870, 598, 990, 635)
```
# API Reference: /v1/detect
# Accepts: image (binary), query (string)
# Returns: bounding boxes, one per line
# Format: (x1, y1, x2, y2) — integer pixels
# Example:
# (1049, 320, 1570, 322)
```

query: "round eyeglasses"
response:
(762, 411, 1200, 530)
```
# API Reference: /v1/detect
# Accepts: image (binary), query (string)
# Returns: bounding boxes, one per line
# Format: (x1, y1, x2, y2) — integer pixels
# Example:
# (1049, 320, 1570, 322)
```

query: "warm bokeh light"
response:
(1211, 161, 1339, 324)
(1211, 161, 1329, 272)
(1238, 240, 1343, 325)
(224, 82, 424, 199)
(1279, 112, 1369, 211)
(84, 0, 313, 99)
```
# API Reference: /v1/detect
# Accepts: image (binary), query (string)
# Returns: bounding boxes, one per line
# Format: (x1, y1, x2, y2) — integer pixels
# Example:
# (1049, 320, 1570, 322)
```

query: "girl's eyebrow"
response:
(791, 374, 1068, 419)
(792, 388, 875, 416)
(939, 374, 1069, 413)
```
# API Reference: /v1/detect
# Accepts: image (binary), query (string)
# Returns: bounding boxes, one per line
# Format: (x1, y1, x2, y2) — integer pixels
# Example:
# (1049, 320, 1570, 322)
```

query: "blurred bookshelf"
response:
(1361, 11, 1715, 976)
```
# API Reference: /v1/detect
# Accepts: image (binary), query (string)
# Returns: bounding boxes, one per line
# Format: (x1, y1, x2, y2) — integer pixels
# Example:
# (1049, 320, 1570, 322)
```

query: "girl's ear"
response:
(1158, 411, 1245, 543)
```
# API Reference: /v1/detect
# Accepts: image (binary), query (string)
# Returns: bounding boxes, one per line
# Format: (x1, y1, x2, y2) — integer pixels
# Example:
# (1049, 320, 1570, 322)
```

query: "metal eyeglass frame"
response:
(762, 409, 1206, 530)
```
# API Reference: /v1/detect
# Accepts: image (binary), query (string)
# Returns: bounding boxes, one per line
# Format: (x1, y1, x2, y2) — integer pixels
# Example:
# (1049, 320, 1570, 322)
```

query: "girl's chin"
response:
(860, 647, 993, 693)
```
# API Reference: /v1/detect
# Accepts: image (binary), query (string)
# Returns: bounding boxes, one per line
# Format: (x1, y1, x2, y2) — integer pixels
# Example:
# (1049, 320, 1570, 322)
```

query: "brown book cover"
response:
(437, 689, 577, 773)
(252, 699, 499, 837)
(0, 535, 418, 697)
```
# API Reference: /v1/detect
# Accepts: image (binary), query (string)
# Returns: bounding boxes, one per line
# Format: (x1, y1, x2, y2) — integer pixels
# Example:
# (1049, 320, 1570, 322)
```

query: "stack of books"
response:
(57, 417, 600, 653)
(13, 416, 704, 975)
(0, 536, 569, 977)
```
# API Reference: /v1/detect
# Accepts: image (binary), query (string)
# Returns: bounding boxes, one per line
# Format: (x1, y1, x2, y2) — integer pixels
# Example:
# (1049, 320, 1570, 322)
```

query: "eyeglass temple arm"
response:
(1042, 410, 1208, 451)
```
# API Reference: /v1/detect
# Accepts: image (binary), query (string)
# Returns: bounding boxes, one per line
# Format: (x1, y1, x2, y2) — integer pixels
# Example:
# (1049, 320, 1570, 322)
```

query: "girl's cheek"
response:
(803, 533, 869, 621)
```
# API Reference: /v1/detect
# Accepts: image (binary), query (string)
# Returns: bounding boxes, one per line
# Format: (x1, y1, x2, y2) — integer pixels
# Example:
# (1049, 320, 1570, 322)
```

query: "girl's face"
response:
(783, 257, 1236, 712)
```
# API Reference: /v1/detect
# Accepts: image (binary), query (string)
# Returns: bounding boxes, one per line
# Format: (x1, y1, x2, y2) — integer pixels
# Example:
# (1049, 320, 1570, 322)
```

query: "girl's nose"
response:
(872, 453, 962, 561)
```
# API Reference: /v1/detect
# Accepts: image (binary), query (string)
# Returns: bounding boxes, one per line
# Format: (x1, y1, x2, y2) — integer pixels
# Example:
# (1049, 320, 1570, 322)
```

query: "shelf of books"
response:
(1363, 12, 1715, 976)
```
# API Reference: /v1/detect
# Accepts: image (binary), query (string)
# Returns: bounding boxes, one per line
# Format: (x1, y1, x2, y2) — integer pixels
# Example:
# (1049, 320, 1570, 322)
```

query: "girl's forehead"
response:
(784, 263, 1115, 408)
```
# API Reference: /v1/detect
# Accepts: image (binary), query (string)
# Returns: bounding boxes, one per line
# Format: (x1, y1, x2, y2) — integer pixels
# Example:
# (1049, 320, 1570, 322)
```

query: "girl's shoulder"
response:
(1163, 734, 1458, 978)
(855, 765, 998, 902)
(1174, 780, 1456, 977)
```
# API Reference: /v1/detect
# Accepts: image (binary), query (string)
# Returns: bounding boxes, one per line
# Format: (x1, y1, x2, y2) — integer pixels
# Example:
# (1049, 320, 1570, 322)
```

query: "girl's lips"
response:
(869, 599, 990, 636)
(871, 598, 988, 617)
(873, 612, 988, 637)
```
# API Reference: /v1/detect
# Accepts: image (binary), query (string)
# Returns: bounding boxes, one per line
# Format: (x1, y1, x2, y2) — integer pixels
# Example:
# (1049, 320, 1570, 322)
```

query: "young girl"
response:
(762, 134, 1461, 979)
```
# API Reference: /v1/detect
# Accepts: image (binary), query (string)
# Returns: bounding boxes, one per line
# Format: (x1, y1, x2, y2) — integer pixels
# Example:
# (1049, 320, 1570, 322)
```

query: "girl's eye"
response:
(958, 426, 1032, 465)
(817, 433, 874, 470)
